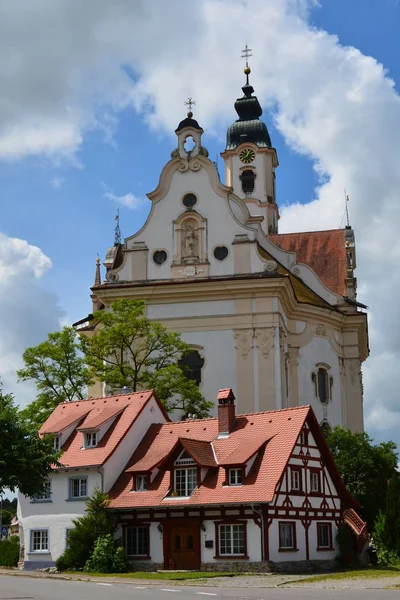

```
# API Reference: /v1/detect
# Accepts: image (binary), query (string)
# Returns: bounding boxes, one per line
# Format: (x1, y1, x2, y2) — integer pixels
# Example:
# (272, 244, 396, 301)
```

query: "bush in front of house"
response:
(83, 534, 128, 573)
(55, 488, 116, 571)
(0, 539, 20, 567)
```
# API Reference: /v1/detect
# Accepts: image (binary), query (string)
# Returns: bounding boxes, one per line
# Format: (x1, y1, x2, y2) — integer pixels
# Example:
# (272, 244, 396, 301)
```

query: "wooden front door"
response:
(168, 522, 200, 570)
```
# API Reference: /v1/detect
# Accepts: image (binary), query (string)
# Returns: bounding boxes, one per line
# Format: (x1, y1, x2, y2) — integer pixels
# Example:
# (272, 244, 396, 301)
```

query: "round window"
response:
(213, 246, 229, 261)
(153, 250, 167, 265)
(182, 193, 197, 208)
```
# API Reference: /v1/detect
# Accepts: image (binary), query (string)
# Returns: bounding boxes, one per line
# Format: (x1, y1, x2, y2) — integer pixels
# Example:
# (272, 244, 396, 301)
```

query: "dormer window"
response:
(228, 468, 243, 486)
(53, 436, 61, 452)
(85, 432, 98, 448)
(173, 451, 197, 497)
(135, 474, 148, 492)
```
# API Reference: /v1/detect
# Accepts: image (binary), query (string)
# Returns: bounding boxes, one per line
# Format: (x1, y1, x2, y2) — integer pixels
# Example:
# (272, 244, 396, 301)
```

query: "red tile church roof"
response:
(269, 229, 347, 296)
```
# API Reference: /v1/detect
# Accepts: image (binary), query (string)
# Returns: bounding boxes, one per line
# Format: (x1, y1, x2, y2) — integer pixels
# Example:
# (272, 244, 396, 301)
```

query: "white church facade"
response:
(77, 66, 368, 433)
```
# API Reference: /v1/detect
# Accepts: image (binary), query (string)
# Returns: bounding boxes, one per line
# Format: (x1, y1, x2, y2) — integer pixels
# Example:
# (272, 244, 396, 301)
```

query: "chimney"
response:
(217, 388, 236, 436)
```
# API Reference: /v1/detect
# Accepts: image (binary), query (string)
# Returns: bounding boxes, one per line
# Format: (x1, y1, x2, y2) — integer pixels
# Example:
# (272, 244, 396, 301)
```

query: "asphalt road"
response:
(0, 576, 399, 600)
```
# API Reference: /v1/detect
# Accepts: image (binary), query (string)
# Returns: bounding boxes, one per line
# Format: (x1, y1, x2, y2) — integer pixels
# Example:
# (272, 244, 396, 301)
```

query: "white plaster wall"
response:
(19, 469, 102, 564)
(297, 337, 342, 426)
(269, 519, 306, 562)
(121, 167, 258, 282)
(103, 395, 167, 492)
(149, 523, 164, 563)
(180, 330, 237, 416)
(201, 519, 261, 563)
(308, 521, 338, 561)
(147, 300, 236, 320)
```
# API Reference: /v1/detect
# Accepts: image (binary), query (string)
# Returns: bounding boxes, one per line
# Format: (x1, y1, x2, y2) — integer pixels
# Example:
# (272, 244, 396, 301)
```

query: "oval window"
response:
(213, 246, 229, 261)
(183, 193, 197, 208)
(153, 250, 167, 265)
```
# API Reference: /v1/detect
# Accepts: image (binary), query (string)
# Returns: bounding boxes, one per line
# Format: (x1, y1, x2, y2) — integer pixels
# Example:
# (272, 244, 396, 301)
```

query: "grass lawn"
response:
(68, 571, 242, 580)
(299, 565, 400, 583)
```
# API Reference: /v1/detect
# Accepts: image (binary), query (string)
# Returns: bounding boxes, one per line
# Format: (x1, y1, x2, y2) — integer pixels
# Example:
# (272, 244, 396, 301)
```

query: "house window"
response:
(299, 430, 308, 446)
(179, 350, 205, 386)
(312, 367, 333, 404)
(30, 529, 49, 553)
(279, 522, 296, 550)
(69, 477, 88, 499)
(219, 524, 246, 556)
(317, 523, 333, 549)
(126, 525, 149, 557)
(240, 169, 255, 194)
(53, 436, 61, 452)
(85, 432, 98, 448)
(290, 467, 302, 492)
(33, 480, 51, 502)
(174, 468, 197, 497)
(310, 470, 321, 493)
(66, 528, 74, 549)
(228, 469, 243, 486)
(135, 474, 148, 491)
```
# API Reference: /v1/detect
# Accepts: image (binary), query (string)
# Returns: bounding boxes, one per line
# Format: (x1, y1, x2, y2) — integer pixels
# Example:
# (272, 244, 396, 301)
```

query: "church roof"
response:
(269, 229, 348, 296)
(226, 79, 272, 150)
(175, 115, 202, 133)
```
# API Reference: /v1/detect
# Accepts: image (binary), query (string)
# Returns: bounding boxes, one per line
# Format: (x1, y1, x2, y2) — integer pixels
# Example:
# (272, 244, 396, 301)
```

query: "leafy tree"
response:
(0, 384, 58, 497)
(82, 299, 212, 417)
(381, 472, 400, 554)
(0, 510, 13, 526)
(325, 426, 398, 528)
(1, 498, 17, 514)
(18, 327, 93, 429)
(55, 489, 115, 571)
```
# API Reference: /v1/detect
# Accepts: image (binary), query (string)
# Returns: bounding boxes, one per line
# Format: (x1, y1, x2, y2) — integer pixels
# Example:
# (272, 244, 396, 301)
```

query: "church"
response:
(79, 60, 369, 433)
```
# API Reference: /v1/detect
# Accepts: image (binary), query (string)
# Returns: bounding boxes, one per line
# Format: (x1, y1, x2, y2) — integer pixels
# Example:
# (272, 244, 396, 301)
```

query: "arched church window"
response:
(179, 350, 205, 386)
(311, 366, 333, 404)
(213, 246, 229, 261)
(153, 250, 168, 265)
(240, 169, 255, 194)
(182, 193, 197, 209)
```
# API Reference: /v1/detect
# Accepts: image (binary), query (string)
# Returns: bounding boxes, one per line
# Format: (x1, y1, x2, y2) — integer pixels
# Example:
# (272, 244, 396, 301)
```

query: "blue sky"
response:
(1, 0, 400, 452)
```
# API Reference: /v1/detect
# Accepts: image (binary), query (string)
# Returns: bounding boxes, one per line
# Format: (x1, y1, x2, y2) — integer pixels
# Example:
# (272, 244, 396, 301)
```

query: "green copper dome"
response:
(226, 81, 271, 150)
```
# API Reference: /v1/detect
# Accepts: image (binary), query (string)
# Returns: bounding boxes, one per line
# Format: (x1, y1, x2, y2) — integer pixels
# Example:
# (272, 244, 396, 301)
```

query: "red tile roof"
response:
(269, 229, 347, 296)
(217, 388, 235, 401)
(180, 438, 217, 467)
(110, 406, 313, 508)
(39, 391, 166, 469)
(77, 405, 126, 431)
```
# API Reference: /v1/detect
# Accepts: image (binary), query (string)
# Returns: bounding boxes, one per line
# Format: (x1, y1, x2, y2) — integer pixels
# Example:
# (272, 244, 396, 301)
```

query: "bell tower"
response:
(221, 47, 279, 234)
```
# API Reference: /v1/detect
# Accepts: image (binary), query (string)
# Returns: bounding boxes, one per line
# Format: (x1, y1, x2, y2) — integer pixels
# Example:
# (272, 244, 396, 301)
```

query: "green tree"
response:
(18, 327, 93, 429)
(0, 510, 13, 526)
(0, 384, 58, 497)
(82, 299, 212, 417)
(56, 489, 115, 571)
(382, 472, 400, 554)
(325, 426, 398, 528)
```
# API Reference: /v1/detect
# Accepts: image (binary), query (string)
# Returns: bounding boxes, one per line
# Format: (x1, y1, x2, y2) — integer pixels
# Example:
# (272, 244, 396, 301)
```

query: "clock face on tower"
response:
(239, 148, 255, 164)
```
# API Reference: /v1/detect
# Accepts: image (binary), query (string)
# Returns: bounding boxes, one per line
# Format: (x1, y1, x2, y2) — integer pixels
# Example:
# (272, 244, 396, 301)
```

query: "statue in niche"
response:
(183, 220, 199, 260)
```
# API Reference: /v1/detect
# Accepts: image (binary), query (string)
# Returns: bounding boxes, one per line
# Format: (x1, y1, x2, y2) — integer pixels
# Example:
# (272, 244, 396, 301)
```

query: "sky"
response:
(1, 0, 400, 453)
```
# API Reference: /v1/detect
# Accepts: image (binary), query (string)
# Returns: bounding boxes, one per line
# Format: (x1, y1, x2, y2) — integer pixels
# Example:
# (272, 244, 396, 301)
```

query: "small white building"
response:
(19, 388, 367, 571)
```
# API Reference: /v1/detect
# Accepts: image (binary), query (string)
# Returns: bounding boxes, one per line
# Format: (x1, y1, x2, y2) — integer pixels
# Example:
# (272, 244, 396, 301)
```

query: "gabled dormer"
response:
(77, 404, 127, 449)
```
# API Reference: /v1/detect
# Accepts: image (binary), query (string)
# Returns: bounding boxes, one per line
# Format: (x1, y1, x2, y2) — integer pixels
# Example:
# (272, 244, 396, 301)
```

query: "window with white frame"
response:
(53, 436, 61, 452)
(279, 522, 296, 550)
(290, 467, 302, 491)
(85, 432, 98, 448)
(33, 479, 51, 501)
(173, 451, 197, 497)
(299, 430, 307, 446)
(69, 477, 88, 499)
(31, 529, 49, 552)
(317, 523, 332, 549)
(312, 366, 333, 404)
(126, 525, 149, 556)
(135, 474, 148, 491)
(219, 524, 245, 556)
(228, 468, 243, 486)
(310, 470, 321, 493)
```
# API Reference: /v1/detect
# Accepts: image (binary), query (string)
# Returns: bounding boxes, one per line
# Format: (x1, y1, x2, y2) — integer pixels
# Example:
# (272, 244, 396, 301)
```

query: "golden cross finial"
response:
(241, 44, 253, 68)
(185, 97, 196, 114)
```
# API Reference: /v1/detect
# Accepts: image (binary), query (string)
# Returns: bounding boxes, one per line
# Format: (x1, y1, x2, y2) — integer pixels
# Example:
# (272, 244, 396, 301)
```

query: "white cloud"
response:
(102, 182, 145, 210)
(50, 176, 65, 189)
(0, 0, 400, 445)
(0, 233, 63, 407)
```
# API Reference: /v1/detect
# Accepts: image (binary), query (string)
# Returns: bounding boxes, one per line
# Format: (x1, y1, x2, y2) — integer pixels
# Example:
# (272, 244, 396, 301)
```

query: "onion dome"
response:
(226, 67, 271, 150)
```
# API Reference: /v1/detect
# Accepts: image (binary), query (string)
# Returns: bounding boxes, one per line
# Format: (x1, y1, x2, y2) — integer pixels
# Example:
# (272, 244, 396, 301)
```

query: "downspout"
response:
(96, 468, 104, 492)
(251, 504, 265, 562)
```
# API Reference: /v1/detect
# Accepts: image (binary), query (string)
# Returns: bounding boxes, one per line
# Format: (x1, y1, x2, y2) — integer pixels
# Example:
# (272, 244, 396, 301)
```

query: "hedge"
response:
(0, 539, 20, 567)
